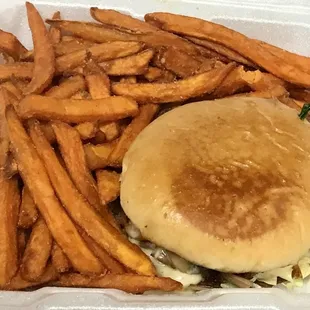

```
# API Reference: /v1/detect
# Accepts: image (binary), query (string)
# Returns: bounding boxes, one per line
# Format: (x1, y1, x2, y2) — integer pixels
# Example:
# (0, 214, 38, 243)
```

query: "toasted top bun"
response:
(121, 97, 310, 273)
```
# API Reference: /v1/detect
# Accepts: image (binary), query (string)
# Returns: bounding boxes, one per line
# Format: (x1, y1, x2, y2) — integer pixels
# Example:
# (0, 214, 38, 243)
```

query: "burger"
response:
(120, 97, 310, 289)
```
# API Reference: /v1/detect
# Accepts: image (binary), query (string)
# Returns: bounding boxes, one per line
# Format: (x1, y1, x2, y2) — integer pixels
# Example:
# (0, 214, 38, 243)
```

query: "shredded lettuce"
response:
(253, 252, 310, 288)
(128, 238, 202, 287)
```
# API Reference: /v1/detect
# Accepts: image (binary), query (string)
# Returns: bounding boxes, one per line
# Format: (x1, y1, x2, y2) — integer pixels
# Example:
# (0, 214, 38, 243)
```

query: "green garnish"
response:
(298, 103, 310, 120)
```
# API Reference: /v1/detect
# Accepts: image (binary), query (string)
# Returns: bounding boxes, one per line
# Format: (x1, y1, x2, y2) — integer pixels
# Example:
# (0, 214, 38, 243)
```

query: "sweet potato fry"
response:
(71, 90, 91, 99)
(5, 264, 58, 290)
(74, 122, 98, 140)
(52, 122, 116, 226)
(0, 81, 23, 100)
(60, 36, 96, 44)
(18, 186, 39, 229)
(49, 11, 62, 44)
(19, 50, 34, 62)
(256, 40, 310, 74)
(52, 121, 102, 212)
(85, 63, 111, 99)
(186, 36, 256, 67)
(100, 49, 154, 76)
(62, 66, 85, 77)
(0, 91, 19, 292)
(155, 47, 216, 78)
(155, 70, 176, 83)
(46, 19, 134, 42)
(91, 130, 107, 144)
(0, 86, 19, 110)
(112, 62, 235, 103)
(88, 41, 144, 61)
(18, 95, 139, 123)
(84, 142, 116, 170)
(61, 35, 79, 41)
(237, 71, 289, 98)
(40, 122, 56, 143)
(152, 53, 167, 69)
(0, 63, 33, 82)
(23, 2, 55, 94)
(51, 242, 71, 273)
(86, 73, 110, 98)
(84, 69, 112, 141)
(0, 175, 19, 287)
(56, 273, 182, 293)
(82, 57, 101, 73)
(120, 76, 137, 83)
(290, 88, 310, 102)
(17, 229, 28, 260)
(144, 67, 164, 82)
(98, 122, 120, 142)
(46, 19, 200, 55)
(0, 88, 11, 168)
(235, 84, 288, 99)
(192, 44, 230, 62)
(211, 66, 248, 98)
(84, 68, 117, 142)
(109, 104, 158, 166)
(3, 153, 18, 179)
(90, 8, 158, 33)
(55, 41, 144, 74)
(241, 70, 287, 91)
(91, 8, 206, 59)
(55, 39, 94, 56)
(45, 76, 86, 99)
(145, 12, 310, 87)
(155, 47, 200, 77)
(2, 54, 15, 64)
(79, 229, 125, 274)
(6, 107, 103, 274)
(12, 80, 28, 93)
(96, 170, 120, 204)
(28, 120, 155, 276)
(0, 29, 27, 60)
(20, 217, 53, 281)
(56, 49, 91, 74)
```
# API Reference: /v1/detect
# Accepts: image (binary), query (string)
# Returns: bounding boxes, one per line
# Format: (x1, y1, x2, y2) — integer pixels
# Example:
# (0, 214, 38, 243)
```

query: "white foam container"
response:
(2, 0, 310, 309)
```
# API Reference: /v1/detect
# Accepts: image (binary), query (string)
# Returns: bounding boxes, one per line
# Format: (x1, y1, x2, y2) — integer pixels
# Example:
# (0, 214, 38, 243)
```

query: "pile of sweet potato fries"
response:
(0, 1, 309, 293)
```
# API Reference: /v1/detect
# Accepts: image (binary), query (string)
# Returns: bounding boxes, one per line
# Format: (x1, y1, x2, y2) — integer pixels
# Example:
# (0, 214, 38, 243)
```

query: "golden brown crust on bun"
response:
(121, 97, 310, 273)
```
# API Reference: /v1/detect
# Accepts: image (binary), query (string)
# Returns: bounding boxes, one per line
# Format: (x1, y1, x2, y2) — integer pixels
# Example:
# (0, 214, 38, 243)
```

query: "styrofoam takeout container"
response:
(2, 0, 310, 309)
